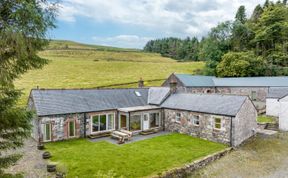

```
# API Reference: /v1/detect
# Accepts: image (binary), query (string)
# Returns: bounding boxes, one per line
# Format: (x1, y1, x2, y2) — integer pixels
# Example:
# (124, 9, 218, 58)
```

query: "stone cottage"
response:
(28, 87, 257, 147)
(162, 73, 288, 110)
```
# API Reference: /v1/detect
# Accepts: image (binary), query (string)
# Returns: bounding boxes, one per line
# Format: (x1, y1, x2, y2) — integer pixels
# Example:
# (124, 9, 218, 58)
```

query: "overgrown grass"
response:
(257, 115, 276, 123)
(45, 133, 226, 178)
(14, 40, 204, 105)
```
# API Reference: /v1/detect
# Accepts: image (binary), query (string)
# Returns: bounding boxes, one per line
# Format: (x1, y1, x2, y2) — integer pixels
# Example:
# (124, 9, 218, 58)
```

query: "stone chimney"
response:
(36, 86, 39, 90)
(169, 78, 177, 93)
(138, 78, 144, 88)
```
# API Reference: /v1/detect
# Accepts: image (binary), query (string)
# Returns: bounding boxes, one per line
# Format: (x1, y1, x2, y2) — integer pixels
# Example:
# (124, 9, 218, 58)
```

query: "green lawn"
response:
(14, 41, 204, 105)
(45, 133, 226, 178)
(257, 115, 276, 123)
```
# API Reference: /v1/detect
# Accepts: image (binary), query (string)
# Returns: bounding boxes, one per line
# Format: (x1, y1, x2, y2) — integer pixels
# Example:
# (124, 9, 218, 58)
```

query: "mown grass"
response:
(45, 133, 226, 178)
(257, 115, 276, 123)
(14, 40, 204, 105)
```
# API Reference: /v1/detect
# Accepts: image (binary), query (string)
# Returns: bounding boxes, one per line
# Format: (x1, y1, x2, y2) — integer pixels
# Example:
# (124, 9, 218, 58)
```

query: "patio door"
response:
(120, 114, 128, 130)
(142, 113, 149, 130)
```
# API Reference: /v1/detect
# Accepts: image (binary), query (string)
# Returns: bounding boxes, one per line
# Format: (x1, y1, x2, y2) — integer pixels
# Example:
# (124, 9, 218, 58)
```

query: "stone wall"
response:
(177, 87, 216, 94)
(153, 147, 233, 178)
(233, 98, 257, 146)
(164, 109, 231, 145)
(39, 113, 83, 142)
(216, 87, 268, 102)
(162, 74, 185, 87)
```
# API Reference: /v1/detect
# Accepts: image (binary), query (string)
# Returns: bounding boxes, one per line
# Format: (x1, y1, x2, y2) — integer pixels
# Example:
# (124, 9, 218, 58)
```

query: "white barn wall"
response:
(266, 98, 280, 117)
(279, 96, 288, 131)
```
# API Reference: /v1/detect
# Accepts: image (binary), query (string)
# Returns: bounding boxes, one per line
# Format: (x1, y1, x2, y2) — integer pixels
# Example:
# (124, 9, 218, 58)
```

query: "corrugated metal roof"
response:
(267, 87, 288, 98)
(214, 77, 288, 87)
(31, 88, 149, 116)
(175, 74, 215, 87)
(175, 74, 288, 87)
(148, 87, 170, 105)
(161, 93, 247, 116)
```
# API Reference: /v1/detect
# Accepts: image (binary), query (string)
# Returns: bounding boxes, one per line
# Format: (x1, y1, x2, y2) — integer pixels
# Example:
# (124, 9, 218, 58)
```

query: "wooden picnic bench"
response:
(111, 130, 133, 144)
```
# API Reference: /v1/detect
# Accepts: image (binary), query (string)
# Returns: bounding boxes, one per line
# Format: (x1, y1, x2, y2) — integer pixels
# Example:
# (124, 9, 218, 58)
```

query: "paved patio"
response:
(89, 131, 171, 144)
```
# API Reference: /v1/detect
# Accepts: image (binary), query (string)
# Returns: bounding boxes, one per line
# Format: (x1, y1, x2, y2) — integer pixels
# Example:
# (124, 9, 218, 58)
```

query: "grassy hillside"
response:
(15, 40, 204, 105)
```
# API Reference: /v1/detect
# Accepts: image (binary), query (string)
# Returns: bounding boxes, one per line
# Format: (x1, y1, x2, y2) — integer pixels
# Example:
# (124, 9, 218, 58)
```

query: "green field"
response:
(46, 133, 226, 178)
(14, 40, 204, 105)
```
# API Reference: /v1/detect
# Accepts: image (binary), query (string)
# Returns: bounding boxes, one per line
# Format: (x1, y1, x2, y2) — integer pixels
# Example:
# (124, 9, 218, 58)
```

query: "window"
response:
(130, 114, 141, 131)
(175, 113, 181, 123)
(68, 120, 75, 137)
(192, 115, 200, 126)
(91, 113, 115, 133)
(92, 115, 99, 132)
(99, 115, 107, 131)
(107, 114, 115, 130)
(44, 123, 51, 141)
(214, 117, 222, 130)
(150, 113, 160, 128)
(251, 91, 257, 101)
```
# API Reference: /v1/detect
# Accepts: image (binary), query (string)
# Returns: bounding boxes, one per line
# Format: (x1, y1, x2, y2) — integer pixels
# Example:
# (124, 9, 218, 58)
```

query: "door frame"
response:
(68, 119, 76, 138)
(43, 122, 52, 142)
(119, 114, 128, 130)
(142, 113, 150, 130)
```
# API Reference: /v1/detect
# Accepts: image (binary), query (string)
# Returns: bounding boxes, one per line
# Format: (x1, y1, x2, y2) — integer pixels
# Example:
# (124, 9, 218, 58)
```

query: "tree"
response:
(200, 21, 233, 75)
(250, 4, 264, 22)
(216, 51, 266, 77)
(235, 5, 247, 23)
(0, 0, 57, 176)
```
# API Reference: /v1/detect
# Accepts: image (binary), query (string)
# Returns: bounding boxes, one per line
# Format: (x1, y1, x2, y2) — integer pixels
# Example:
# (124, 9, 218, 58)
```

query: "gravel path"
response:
(189, 132, 288, 178)
(5, 138, 53, 178)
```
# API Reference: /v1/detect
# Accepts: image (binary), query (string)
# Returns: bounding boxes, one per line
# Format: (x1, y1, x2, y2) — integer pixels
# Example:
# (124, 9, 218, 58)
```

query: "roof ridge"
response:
(31, 87, 150, 91)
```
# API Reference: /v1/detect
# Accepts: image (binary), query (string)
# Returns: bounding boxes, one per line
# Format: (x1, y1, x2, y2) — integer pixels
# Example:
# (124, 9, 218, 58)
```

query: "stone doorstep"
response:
(150, 147, 233, 178)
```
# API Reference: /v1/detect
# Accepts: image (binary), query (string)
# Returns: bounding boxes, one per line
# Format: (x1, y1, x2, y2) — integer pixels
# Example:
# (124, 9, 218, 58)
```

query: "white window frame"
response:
(192, 115, 200, 126)
(213, 116, 222, 130)
(43, 122, 52, 142)
(175, 113, 181, 123)
(90, 113, 115, 134)
(68, 120, 76, 138)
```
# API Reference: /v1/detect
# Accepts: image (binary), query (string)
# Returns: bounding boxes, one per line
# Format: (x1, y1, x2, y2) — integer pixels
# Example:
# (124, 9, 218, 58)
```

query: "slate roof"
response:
(148, 87, 170, 105)
(30, 88, 149, 116)
(175, 74, 215, 87)
(267, 87, 288, 99)
(174, 74, 288, 87)
(161, 93, 248, 116)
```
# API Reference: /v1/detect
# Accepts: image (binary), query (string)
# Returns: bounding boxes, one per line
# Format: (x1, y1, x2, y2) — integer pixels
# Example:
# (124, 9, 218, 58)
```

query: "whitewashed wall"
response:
(279, 96, 288, 131)
(266, 98, 280, 117)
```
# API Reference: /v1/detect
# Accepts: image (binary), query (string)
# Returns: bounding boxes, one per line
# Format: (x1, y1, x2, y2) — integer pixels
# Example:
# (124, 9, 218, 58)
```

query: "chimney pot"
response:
(138, 78, 144, 88)
(169, 79, 177, 93)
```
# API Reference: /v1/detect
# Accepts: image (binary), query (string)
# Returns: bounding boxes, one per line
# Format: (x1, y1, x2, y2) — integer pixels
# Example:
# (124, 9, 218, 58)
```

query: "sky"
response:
(50, 0, 275, 49)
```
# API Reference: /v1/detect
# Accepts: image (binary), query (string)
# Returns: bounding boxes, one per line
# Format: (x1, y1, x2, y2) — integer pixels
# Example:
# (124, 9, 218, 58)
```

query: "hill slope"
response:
(15, 40, 204, 105)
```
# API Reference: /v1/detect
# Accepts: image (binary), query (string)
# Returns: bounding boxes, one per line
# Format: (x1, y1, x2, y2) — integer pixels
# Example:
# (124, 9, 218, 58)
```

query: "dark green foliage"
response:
(144, 1, 288, 77)
(0, 0, 56, 176)
(235, 6, 247, 23)
(216, 52, 266, 77)
(144, 37, 200, 61)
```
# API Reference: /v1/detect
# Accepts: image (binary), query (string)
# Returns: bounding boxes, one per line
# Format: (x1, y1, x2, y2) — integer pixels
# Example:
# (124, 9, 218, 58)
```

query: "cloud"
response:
(92, 35, 153, 49)
(57, 0, 278, 48)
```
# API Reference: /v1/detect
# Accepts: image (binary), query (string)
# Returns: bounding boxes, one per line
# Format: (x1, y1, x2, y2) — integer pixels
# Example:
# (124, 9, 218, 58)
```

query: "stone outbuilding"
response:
(161, 93, 257, 147)
(162, 73, 288, 110)
(28, 87, 257, 147)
